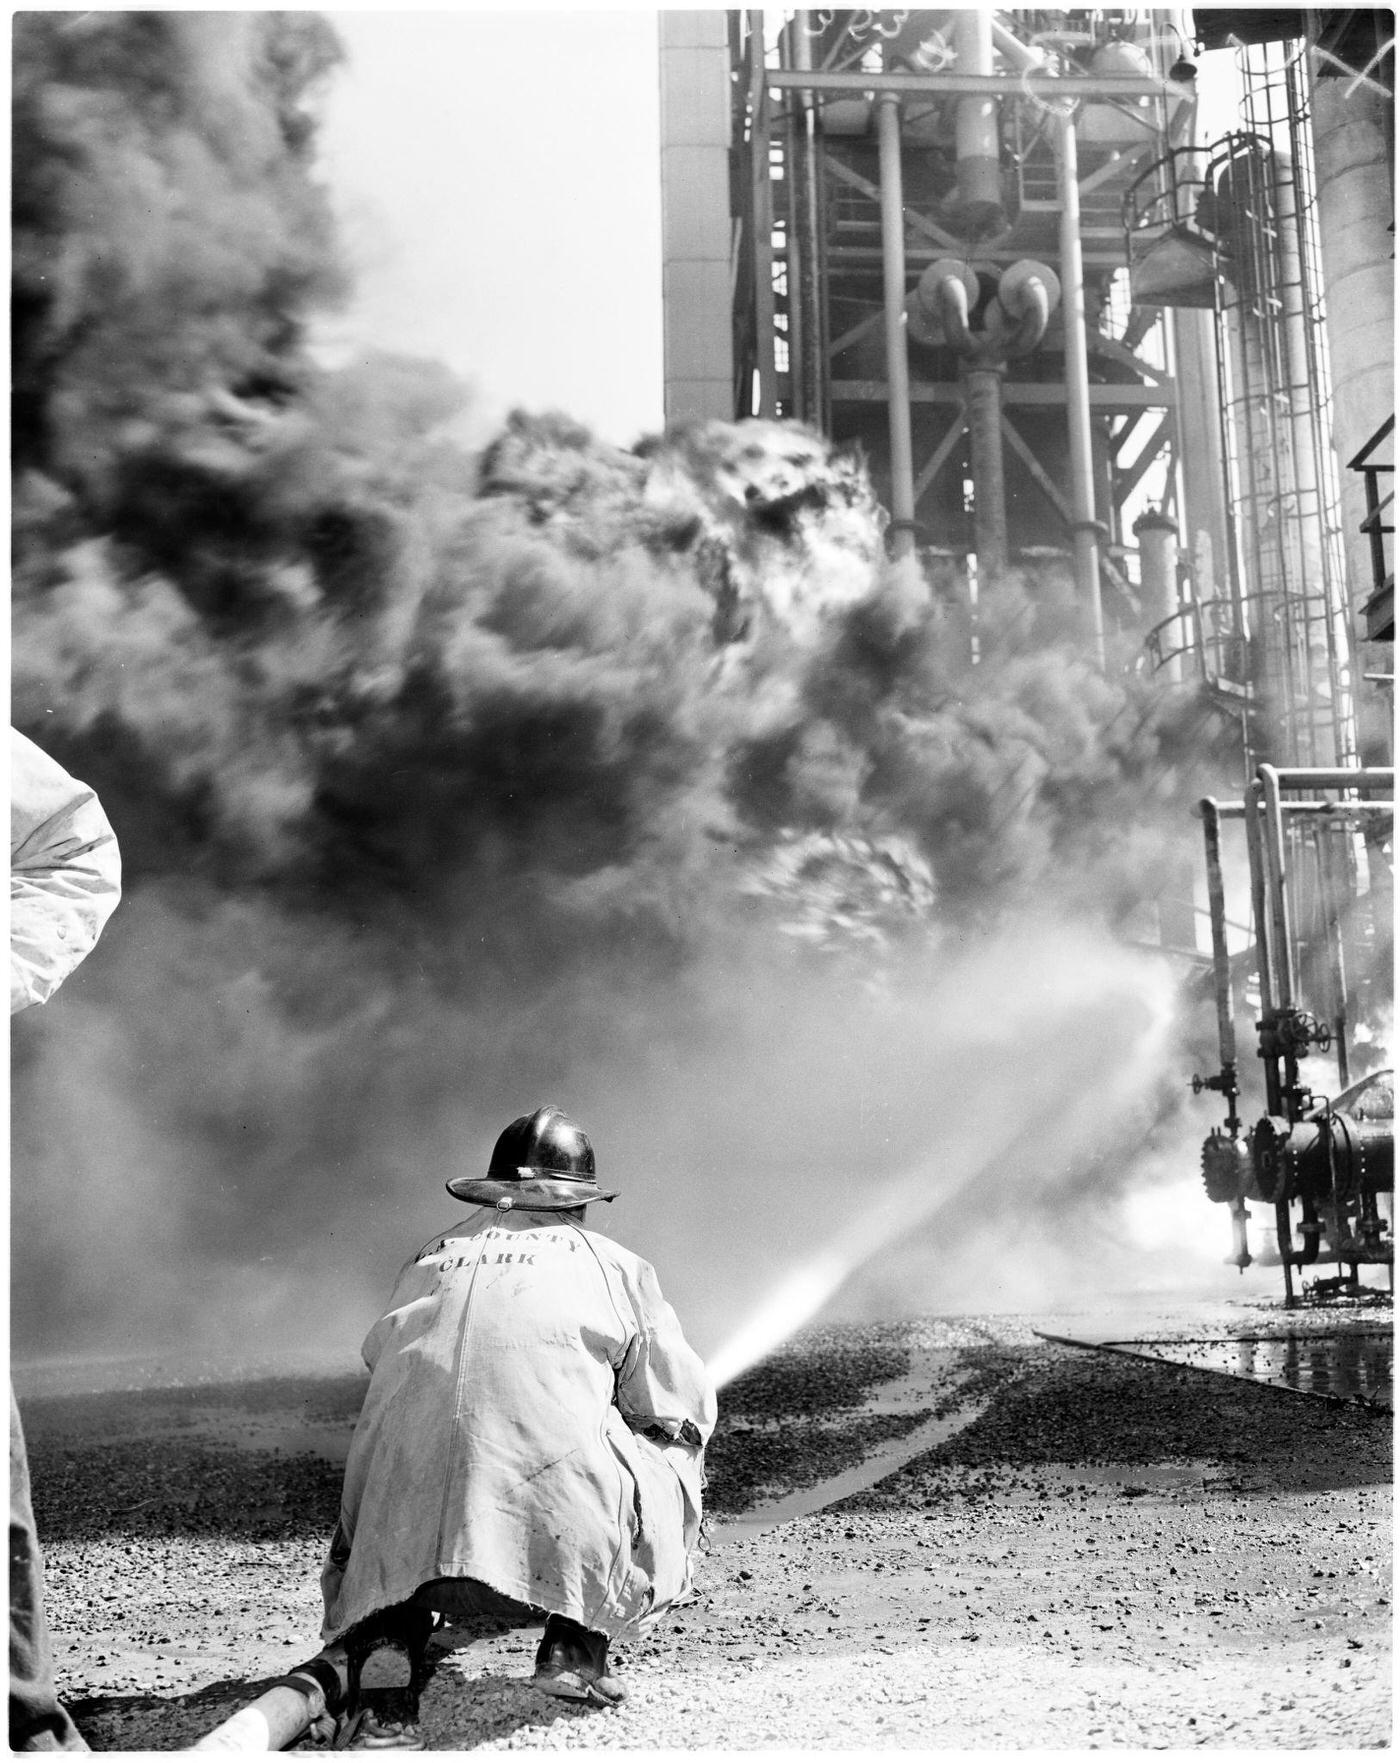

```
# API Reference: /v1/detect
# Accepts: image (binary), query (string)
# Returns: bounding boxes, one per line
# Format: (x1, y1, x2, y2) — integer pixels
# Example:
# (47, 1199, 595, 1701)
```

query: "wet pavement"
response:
(1035, 1303, 1392, 1410)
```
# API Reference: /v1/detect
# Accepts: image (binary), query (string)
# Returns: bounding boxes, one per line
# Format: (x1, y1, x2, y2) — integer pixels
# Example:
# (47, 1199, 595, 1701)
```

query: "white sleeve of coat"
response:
(10, 728, 123, 1014)
(614, 1259, 718, 1448)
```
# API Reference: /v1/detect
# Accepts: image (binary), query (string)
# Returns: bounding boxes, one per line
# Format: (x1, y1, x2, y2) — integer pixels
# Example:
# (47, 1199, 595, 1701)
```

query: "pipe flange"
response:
(1202, 1129, 1252, 1204)
(1251, 1115, 1292, 1204)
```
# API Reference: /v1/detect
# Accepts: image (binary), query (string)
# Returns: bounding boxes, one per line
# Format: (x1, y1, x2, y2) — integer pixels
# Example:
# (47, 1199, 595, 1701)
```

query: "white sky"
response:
(314, 10, 665, 447)
(308, 12, 1250, 452)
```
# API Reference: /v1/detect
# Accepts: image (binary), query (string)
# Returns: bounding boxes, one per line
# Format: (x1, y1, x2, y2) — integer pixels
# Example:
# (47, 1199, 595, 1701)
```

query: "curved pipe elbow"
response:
(1004, 279, 1050, 355)
(934, 276, 974, 353)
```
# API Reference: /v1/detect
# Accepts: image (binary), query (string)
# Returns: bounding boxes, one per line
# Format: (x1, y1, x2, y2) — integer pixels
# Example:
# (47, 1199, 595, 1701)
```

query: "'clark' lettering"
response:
(417, 1229, 578, 1269)
(424, 1249, 541, 1271)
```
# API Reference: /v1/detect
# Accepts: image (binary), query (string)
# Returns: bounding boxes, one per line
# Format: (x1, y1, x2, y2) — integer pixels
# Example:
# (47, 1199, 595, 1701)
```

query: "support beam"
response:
(828, 309, 883, 358)
(1115, 413, 1176, 504)
(1111, 408, 1150, 461)
(1076, 141, 1155, 198)
(914, 409, 968, 502)
(823, 156, 964, 252)
(1000, 414, 1075, 524)
(1088, 331, 1171, 385)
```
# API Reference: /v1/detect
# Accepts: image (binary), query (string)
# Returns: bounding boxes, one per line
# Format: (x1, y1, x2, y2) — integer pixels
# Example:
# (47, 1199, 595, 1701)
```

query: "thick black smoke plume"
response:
(12, 13, 1235, 1369)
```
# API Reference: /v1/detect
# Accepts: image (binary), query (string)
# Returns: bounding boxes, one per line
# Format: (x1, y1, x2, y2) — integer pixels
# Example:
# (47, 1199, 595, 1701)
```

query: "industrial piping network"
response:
(1192, 766, 1394, 1300)
(761, 16, 1192, 633)
(912, 254, 1061, 580)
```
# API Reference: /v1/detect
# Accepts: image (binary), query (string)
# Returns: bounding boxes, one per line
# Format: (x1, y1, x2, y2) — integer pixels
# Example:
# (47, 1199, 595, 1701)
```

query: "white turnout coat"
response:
(322, 1208, 716, 1642)
(11, 728, 122, 1014)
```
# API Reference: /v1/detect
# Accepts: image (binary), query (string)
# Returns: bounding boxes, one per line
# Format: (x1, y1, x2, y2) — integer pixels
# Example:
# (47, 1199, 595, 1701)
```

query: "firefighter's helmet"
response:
(446, 1105, 618, 1211)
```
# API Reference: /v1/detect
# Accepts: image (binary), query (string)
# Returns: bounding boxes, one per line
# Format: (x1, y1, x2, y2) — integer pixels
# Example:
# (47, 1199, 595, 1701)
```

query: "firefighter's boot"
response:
(531, 1615, 627, 1707)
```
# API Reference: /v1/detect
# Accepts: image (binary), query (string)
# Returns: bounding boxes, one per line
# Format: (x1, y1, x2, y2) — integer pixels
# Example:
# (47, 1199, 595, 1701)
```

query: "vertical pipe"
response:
(965, 365, 1008, 580)
(784, 20, 808, 422)
(1135, 509, 1182, 684)
(748, 13, 777, 419)
(1172, 310, 1230, 616)
(877, 90, 916, 559)
(952, 10, 1003, 237)
(1163, 8, 1229, 627)
(1315, 824, 1352, 1089)
(790, 13, 826, 432)
(1200, 799, 1241, 1132)
(1276, 1198, 1297, 1302)
(1244, 781, 1282, 1117)
(1260, 764, 1298, 1009)
(1055, 107, 1104, 664)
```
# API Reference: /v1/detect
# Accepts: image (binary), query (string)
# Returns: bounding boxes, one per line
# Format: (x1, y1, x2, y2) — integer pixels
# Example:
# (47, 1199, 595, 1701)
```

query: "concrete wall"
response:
(659, 11, 734, 423)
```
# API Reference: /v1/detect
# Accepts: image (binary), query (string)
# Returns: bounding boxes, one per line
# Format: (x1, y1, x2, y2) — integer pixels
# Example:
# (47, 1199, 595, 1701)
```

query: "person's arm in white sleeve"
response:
(614, 1259, 717, 1449)
(10, 728, 123, 1014)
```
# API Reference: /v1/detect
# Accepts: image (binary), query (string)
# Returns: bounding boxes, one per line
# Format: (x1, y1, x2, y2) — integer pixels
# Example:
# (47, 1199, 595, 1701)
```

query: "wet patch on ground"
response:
(1082, 1330, 1392, 1408)
(23, 1306, 1394, 1750)
(1036, 1303, 1392, 1410)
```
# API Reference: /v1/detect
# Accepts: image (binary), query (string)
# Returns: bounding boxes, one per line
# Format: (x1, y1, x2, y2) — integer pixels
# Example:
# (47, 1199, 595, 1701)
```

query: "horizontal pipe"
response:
(1197, 800, 1395, 819)
(1260, 766, 1394, 793)
(766, 68, 1173, 100)
(832, 380, 1175, 408)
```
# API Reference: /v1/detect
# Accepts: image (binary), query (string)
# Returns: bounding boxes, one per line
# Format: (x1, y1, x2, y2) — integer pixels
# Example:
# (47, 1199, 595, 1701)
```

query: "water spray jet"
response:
(707, 935, 1179, 1385)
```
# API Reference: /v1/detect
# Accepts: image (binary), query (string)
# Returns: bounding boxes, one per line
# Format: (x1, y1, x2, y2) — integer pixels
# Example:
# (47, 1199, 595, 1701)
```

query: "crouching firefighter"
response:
(297, 1107, 713, 1749)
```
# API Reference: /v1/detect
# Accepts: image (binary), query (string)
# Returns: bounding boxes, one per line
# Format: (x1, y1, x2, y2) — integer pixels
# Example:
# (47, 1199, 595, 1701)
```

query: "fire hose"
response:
(194, 1650, 348, 1751)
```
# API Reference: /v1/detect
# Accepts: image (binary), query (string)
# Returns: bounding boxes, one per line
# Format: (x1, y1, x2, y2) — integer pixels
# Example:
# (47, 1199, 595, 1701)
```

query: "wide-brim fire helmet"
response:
(446, 1104, 619, 1212)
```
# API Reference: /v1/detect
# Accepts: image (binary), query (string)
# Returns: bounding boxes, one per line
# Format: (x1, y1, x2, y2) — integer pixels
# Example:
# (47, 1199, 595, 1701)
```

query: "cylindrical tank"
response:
(659, 12, 734, 422)
(1134, 508, 1183, 683)
(1080, 39, 1158, 148)
(1308, 68, 1395, 623)
(1213, 137, 1338, 763)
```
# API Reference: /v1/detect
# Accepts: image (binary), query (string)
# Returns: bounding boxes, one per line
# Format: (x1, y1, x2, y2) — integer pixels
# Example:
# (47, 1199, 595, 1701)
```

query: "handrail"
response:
(1348, 415, 1395, 598)
(1347, 413, 1395, 473)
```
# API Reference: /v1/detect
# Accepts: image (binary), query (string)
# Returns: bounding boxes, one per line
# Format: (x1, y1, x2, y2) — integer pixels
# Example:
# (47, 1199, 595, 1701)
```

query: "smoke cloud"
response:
(13, 13, 1241, 1372)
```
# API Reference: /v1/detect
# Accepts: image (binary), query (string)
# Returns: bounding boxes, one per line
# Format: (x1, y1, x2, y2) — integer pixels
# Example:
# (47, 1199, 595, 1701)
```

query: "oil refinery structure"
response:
(659, 8, 1394, 1298)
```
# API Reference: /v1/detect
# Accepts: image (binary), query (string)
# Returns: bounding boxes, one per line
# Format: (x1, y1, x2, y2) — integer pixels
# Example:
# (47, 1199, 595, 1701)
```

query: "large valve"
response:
(1261, 1008, 1333, 1059)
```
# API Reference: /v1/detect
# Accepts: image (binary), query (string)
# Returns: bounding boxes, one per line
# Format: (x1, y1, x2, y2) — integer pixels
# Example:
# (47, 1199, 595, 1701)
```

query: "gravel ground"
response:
(20, 1307, 1393, 1751)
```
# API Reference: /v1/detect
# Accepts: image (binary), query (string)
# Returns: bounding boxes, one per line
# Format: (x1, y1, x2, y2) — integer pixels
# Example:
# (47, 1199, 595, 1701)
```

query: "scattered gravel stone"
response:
(21, 1309, 1393, 1751)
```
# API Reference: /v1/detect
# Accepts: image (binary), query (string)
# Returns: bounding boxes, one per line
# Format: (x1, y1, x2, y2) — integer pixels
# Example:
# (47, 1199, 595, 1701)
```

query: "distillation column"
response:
(659, 12, 735, 422)
(1308, 52, 1395, 635)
